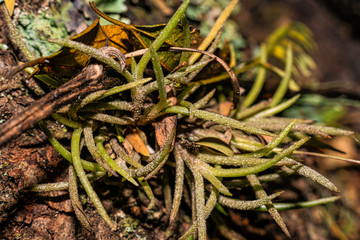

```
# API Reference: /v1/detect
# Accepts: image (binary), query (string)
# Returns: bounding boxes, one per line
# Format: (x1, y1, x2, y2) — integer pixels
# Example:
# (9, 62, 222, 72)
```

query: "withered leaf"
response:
(90, 2, 201, 71)
(35, 3, 201, 78)
(155, 85, 177, 149)
(223, 128, 233, 145)
(35, 18, 132, 78)
(125, 129, 150, 157)
(219, 101, 234, 116)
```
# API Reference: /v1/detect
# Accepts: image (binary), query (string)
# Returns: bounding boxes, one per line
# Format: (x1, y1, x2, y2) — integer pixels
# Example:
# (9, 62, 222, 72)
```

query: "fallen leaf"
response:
(125, 129, 150, 157)
(155, 85, 177, 148)
(219, 101, 233, 116)
(122, 138, 134, 156)
(223, 128, 233, 145)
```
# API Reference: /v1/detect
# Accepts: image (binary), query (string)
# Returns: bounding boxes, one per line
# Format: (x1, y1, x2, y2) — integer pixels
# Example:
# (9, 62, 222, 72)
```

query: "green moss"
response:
(17, 6, 69, 57)
(119, 216, 141, 238)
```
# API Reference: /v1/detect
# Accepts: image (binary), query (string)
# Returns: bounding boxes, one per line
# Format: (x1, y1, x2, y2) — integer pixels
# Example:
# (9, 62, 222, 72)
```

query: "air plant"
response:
(1, 0, 355, 239)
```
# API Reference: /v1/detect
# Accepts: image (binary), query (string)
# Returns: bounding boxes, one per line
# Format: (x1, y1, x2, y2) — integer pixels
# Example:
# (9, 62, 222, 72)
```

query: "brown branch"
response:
(0, 64, 117, 146)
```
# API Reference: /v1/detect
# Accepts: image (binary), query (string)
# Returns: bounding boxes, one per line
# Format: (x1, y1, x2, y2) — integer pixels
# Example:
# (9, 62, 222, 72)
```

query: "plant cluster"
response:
(1, 0, 355, 239)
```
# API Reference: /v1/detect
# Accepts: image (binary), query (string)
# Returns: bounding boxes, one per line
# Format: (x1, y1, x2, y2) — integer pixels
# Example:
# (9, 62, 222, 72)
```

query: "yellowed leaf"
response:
(5, 0, 15, 16)
(125, 129, 150, 157)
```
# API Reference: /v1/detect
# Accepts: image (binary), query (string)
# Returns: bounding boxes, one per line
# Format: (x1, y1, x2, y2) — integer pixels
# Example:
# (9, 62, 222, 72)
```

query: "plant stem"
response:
(2, 4, 35, 60)
(163, 106, 275, 137)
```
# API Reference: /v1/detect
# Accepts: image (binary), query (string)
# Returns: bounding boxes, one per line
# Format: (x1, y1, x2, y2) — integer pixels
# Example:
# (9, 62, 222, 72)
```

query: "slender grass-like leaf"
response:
(86, 113, 133, 125)
(150, 46, 167, 105)
(170, 145, 185, 225)
(71, 128, 113, 228)
(271, 43, 293, 107)
(2, 4, 35, 60)
(162, 171, 172, 219)
(136, 0, 190, 79)
(285, 161, 339, 192)
(38, 121, 104, 173)
(247, 174, 290, 237)
(180, 146, 232, 196)
(242, 44, 267, 109)
(179, 15, 191, 64)
(197, 154, 295, 167)
(218, 191, 283, 210)
(69, 90, 107, 120)
(188, 0, 239, 65)
(234, 100, 271, 120)
(138, 177, 156, 210)
(196, 137, 234, 157)
(95, 137, 139, 186)
(198, 165, 232, 196)
(68, 165, 92, 232)
(48, 39, 134, 82)
(81, 100, 134, 112)
(252, 94, 300, 118)
(52, 113, 82, 129)
(99, 78, 152, 99)
(84, 125, 117, 176)
(179, 190, 218, 240)
(194, 89, 216, 109)
(30, 182, 69, 192)
(206, 137, 310, 177)
(133, 126, 175, 177)
(189, 164, 206, 239)
(254, 196, 341, 211)
(163, 106, 276, 137)
(110, 138, 143, 168)
(246, 117, 354, 137)
(248, 120, 295, 158)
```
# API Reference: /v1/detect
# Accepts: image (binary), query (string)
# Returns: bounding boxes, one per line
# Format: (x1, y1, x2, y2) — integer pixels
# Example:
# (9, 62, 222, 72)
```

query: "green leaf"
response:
(270, 43, 293, 107)
(254, 196, 341, 211)
(196, 137, 234, 157)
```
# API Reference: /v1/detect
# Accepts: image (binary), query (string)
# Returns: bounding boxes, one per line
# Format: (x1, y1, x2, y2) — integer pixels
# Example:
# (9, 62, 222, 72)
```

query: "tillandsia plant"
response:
(1, 0, 357, 239)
